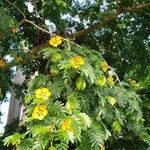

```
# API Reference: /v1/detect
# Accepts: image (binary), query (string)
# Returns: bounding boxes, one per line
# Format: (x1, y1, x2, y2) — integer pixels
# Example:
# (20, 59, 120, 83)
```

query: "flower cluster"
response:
(49, 36, 62, 47)
(32, 105, 48, 120)
(35, 87, 51, 101)
(69, 56, 85, 69)
(0, 59, 6, 68)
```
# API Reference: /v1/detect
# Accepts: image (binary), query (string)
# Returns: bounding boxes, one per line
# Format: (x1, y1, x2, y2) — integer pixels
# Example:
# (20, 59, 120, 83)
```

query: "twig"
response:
(66, 3, 150, 38)
(24, 19, 82, 48)
(109, 67, 122, 85)
(4, 0, 150, 49)
(4, 0, 82, 49)
(24, 19, 51, 35)
(0, 0, 26, 38)
(4, 0, 25, 20)
(66, 39, 71, 51)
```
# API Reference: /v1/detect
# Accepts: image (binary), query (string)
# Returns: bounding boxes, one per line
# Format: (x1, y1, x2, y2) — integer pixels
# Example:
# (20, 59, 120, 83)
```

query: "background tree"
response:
(0, 0, 150, 150)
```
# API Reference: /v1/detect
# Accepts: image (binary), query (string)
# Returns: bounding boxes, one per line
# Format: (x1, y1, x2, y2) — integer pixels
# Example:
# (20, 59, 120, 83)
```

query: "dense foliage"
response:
(0, 0, 150, 150)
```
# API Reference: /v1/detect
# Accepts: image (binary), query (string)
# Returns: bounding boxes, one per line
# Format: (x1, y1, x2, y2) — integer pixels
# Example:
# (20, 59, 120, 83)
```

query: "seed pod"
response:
(112, 120, 121, 133)
(50, 66, 59, 75)
(96, 75, 106, 86)
(76, 77, 86, 90)
(48, 146, 57, 150)
(106, 96, 117, 106)
(51, 52, 62, 62)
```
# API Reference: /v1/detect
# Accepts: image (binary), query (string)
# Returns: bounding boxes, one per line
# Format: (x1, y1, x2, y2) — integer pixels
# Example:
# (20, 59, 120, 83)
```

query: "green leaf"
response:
(41, 47, 60, 59)
(48, 78, 64, 98)
(30, 125, 50, 137)
(77, 113, 92, 128)
(3, 133, 24, 146)
(81, 63, 95, 84)
(56, 141, 69, 150)
(89, 121, 107, 148)
(17, 139, 33, 150)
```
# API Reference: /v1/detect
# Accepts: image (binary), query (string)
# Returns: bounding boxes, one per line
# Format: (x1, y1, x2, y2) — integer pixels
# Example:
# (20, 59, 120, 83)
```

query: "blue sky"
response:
(0, 94, 10, 134)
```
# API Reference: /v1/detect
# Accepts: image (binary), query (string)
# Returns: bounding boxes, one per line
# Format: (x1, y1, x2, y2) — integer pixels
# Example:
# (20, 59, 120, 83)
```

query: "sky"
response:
(0, 94, 10, 135)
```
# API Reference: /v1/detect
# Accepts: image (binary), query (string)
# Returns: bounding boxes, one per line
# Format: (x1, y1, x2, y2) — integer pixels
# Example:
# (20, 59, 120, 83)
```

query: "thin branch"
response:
(4, 0, 25, 20)
(4, 0, 82, 50)
(0, 0, 26, 38)
(3, 0, 150, 51)
(66, 14, 119, 38)
(123, 2, 150, 12)
(24, 19, 51, 35)
(109, 67, 122, 85)
(24, 19, 82, 48)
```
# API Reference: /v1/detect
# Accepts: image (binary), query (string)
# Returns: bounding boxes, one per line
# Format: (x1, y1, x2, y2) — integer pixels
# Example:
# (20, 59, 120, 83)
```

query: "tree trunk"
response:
(6, 69, 25, 125)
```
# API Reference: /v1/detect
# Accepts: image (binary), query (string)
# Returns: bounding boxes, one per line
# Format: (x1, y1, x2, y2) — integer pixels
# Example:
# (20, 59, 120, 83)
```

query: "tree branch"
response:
(66, 15, 118, 38)
(3, 0, 150, 54)
(66, 3, 150, 38)
(124, 3, 150, 12)
(30, 2, 150, 55)
(4, 0, 82, 50)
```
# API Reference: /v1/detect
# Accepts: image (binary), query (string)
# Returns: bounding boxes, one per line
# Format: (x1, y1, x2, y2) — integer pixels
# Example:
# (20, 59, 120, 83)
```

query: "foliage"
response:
(2, 41, 150, 149)
(0, 0, 150, 149)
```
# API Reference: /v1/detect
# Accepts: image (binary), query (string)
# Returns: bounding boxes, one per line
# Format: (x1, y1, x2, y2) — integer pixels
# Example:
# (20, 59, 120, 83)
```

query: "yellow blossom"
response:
(69, 56, 85, 69)
(61, 118, 74, 132)
(35, 87, 51, 100)
(49, 36, 62, 47)
(32, 105, 48, 120)
(0, 59, 6, 68)
(100, 61, 109, 72)
(107, 76, 115, 86)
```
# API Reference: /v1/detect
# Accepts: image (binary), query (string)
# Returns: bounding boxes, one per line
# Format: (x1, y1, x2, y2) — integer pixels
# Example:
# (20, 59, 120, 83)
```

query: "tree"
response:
(0, 0, 150, 150)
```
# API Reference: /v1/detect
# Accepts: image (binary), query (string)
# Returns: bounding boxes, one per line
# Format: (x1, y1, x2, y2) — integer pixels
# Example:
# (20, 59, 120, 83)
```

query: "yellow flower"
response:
(61, 118, 74, 132)
(32, 105, 48, 120)
(100, 61, 109, 72)
(35, 87, 51, 100)
(107, 76, 115, 86)
(69, 56, 85, 69)
(49, 36, 62, 47)
(0, 59, 6, 68)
